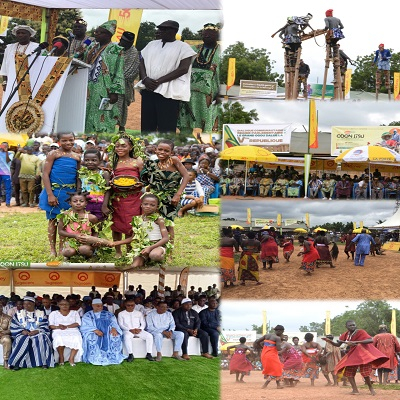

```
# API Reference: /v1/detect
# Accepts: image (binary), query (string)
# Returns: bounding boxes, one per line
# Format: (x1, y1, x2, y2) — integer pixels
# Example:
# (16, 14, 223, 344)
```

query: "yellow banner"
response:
(382, 242, 400, 251)
(394, 72, 400, 100)
(305, 213, 310, 228)
(13, 270, 120, 287)
(108, 9, 143, 45)
(309, 99, 318, 149)
(226, 58, 236, 91)
(331, 126, 400, 156)
(0, 15, 9, 36)
(325, 310, 331, 335)
(0, 270, 10, 286)
(247, 208, 251, 224)
(262, 310, 267, 335)
(277, 213, 282, 227)
(391, 309, 396, 336)
(344, 69, 352, 99)
(359, 221, 363, 229)
(353, 222, 357, 230)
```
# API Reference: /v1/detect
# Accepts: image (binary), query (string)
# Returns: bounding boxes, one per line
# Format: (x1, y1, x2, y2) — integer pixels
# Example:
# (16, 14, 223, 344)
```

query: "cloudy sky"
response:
(221, 300, 400, 331)
(81, 9, 223, 32)
(221, 199, 396, 227)
(228, 100, 400, 132)
(222, 0, 396, 84)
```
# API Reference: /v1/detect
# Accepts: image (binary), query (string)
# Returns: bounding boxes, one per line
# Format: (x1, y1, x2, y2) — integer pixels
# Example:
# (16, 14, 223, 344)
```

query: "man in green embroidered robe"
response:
(178, 23, 221, 135)
(84, 20, 125, 133)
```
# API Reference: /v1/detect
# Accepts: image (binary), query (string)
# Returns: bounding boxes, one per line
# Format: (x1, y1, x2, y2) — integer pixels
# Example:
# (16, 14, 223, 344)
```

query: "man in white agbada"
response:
(0, 25, 38, 96)
(117, 299, 155, 362)
(145, 301, 185, 361)
(138, 20, 196, 133)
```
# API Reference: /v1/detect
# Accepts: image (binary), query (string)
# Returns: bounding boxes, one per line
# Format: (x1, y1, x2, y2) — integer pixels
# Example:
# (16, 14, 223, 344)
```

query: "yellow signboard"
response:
(382, 242, 400, 252)
(331, 126, 400, 156)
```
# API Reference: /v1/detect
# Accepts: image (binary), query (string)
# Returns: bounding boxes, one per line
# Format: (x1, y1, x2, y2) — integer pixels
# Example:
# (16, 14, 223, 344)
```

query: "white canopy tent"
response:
(372, 209, 400, 229)
(8, 0, 221, 9)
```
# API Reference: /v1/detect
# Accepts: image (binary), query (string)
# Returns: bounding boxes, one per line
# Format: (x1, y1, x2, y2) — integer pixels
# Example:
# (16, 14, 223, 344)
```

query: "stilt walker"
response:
(322, 9, 345, 100)
(372, 44, 392, 101)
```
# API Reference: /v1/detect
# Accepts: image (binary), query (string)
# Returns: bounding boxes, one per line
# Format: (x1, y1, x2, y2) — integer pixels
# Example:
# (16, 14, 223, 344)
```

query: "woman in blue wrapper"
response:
(39, 132, 81, 256)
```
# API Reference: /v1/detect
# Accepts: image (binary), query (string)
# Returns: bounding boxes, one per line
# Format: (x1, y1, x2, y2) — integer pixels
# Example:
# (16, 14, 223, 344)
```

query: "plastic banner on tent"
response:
(0, 270, 10, 286)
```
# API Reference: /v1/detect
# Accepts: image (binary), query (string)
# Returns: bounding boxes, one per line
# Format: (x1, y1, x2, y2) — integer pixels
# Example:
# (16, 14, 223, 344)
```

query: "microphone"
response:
(27, 42, 49, 56)
(73, 38, 92, 58)
(49, 42, 63, 56)
(66, 28, 75, 39)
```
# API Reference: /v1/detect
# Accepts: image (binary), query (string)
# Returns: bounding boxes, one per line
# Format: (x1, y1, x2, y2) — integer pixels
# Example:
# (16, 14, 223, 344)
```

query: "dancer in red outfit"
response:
(324, 320, 388, 395)
(227, 337, 254, 383)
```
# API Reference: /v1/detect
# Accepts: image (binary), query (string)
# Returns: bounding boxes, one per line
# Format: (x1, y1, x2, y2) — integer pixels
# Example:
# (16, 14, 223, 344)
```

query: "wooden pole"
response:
(284, 50, 290, 100)
(292, 48, 302, 100)
(158, 264, 166, 299)
(322, 44, 330, 100)
(332, 44, 342, 100)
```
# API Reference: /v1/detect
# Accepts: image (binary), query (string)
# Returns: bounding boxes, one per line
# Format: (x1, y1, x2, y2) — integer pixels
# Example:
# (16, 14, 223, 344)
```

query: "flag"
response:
(0, 16, 9, 36)
(303, 153, 312, 196)
(325, 311, 331, 335)
(226, 58, 236, 91)
(262, 310, 267, 335)
(353, 222, 356, 230)
(309, 99, 318, 149)
(394, 72, 400, 100)
(108, 9, 143, 45)
(305, 213, 310, 228)
(391, 309, 396, 335)
(247, 208, 251, 224)
(360, 221, 363, 229)
(345, 69, 352, 100)
(277, 214, 282, 227)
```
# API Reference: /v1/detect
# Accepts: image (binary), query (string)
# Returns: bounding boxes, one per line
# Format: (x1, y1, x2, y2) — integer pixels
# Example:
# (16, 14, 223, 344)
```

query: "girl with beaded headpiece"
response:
(104, 133, 145, 257)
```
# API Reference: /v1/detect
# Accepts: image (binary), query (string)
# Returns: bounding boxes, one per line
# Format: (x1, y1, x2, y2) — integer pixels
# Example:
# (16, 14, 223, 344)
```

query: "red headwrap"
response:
(325, 9, 333, 17)
(379, 43, 384, 48)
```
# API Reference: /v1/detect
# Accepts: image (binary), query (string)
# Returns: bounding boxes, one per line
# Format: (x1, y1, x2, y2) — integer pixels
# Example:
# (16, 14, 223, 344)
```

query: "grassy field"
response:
(0, 211, 219, 268)
(0, 357, 220, 400)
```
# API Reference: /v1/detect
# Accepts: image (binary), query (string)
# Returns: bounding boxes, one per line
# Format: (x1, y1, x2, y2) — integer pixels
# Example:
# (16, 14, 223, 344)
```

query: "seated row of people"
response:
(0, 295, 220, 369)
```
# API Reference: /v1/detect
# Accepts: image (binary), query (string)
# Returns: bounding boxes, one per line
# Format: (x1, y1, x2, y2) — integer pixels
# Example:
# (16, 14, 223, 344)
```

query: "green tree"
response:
(220, 41, 283, 86)
(299, 322, 325, 336)
(221, 101, 259, 124)
(136, 21, 157, 51)
(301, 301, 400, 337)
(351, 51, 400, 93)
(181, 27, 202, 41)
(251, 324, 263, 334)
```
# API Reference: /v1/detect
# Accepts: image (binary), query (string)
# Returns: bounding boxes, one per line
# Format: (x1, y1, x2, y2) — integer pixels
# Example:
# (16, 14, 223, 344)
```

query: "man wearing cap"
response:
(372, 44, 391, 93)
(8, 296, 55, 370)
(324, 9, 344, 47)
(83, 20, 124, 133)
(117, 31, 140, 133)
(104, 295, 120, 314)
(0, 304, 12, 368)
(138, 20, 197, 133)
(173, 298, 213, 360)
(254, 325, 284, 388)
(145, 301, 185, 361)
(178, 23, 221, 135)
(118, 299, 155, 362)
(68, 18, 94, 57)
(80, 298, 126, 365)
(371, 176, 385, 199)
(373, 324, 400, 385)
(0, 25, 38, 94)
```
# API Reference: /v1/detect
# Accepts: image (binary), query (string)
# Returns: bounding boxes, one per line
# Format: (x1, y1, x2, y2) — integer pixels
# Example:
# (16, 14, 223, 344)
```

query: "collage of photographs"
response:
(0, 0, 400, 399)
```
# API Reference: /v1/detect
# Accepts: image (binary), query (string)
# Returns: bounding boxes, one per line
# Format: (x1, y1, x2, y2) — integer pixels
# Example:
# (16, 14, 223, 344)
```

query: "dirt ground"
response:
(221, 246, 400, 300)
(221, 370, 400, 399)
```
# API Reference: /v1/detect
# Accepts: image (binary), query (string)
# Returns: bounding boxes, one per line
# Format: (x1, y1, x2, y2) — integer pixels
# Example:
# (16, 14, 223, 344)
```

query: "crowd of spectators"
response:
(0, 282, 221, 369)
